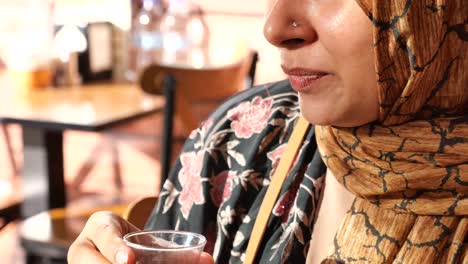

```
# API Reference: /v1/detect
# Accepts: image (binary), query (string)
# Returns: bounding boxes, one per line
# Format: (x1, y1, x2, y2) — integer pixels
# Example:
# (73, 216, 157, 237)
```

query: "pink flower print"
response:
(178, 151, 206, 219)
(189, 129, 198, 139)
(210, 171, 235, 207)
(267, 144, 287, 171)
(202, 118, 214, 132)
(189, 118, 214, 140)
(273, 191, 293, 223)
(267, 143, 301, 179)
(227, 96, 273, 138)
(273, 168, 303, 224)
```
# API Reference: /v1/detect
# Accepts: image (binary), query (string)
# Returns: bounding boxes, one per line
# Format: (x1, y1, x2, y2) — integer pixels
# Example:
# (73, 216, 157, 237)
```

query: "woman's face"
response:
(264, 0, 379, 127)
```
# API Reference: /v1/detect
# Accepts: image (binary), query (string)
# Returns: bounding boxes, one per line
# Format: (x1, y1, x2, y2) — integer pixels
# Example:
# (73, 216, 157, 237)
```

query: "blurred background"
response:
(0, 0, 285, 263)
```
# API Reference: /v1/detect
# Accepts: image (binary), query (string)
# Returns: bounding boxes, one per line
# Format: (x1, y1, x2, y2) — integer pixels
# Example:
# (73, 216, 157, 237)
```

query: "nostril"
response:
(281, 38, 305, 47)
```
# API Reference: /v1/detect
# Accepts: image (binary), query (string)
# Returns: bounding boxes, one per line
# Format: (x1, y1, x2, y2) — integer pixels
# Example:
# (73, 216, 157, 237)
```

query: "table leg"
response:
(21, 127, 66, 217)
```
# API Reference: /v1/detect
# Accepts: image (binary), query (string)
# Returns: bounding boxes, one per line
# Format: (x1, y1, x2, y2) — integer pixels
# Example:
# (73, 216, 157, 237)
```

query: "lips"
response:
(282, 66, 330, 92)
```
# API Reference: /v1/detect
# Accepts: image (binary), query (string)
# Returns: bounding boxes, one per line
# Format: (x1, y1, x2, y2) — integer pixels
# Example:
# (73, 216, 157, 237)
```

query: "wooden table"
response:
(0, 82, 164, 217)
(20, 203, 128, 260)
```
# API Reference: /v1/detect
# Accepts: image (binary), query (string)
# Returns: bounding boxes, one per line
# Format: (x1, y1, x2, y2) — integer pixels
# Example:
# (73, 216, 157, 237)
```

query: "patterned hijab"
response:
(316, 0, 468, 263)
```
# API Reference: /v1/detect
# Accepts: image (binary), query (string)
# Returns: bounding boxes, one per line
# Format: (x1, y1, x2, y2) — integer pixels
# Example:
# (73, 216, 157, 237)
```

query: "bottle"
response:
(126, 0, 164, 82)
(159, 0, 209, 67)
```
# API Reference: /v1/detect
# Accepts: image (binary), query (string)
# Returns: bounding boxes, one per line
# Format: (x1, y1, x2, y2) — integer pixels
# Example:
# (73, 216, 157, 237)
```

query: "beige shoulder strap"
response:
(244, 116, 310, 264)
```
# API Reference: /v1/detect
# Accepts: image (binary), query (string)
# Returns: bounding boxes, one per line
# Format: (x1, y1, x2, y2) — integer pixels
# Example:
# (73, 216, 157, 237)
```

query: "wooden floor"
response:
(0, 112, 186, 264)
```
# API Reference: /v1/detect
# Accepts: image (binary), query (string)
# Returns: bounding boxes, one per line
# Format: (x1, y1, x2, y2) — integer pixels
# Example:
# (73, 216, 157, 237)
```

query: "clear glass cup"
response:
(123, 230, 207, 264)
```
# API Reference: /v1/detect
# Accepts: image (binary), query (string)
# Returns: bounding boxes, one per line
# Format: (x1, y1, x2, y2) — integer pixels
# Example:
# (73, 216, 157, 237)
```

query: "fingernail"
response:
(115, 250, 128, 264)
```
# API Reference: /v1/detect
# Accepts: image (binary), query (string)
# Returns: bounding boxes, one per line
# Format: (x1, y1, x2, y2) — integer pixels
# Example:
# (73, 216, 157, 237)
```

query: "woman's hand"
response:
(68, 211, 138, 264)
(68, 211, 214, 264)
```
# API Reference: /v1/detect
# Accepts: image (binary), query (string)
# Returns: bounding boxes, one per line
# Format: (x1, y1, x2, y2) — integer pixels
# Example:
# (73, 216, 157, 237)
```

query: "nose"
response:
(263, 0, 317, 49)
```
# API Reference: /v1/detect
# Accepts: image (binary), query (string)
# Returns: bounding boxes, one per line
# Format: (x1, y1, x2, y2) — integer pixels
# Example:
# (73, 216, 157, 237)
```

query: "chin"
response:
(299, 103, 365, 127)
(300, 104, 336, 126)
(298, 95, 343, 126)
(298, 96, 378, 128)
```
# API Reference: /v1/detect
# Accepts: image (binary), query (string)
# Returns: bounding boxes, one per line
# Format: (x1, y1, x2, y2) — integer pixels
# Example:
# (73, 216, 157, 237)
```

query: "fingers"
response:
(68, 238, 112, 264)
(69, 237, 134, 264)
(68, 211, 139, 264)
(82, 213, 131, 262)
(200, 252, 215, 264)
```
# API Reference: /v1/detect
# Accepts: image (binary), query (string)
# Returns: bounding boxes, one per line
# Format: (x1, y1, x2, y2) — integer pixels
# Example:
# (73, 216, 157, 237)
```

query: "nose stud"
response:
(292, 21, 300, 27)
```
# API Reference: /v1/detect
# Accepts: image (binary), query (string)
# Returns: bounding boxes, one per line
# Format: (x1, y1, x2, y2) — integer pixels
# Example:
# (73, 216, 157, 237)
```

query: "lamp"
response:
(52, 24, 88, 86)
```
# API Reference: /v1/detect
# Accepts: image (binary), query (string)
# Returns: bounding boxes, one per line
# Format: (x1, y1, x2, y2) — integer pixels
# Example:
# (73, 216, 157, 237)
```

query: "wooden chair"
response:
(0, 70, 19, 178)
(0, 192, 21, 231)
(122, 196, 159, 230)
(1, 123, 18, 177)
(19, 196, 158, 264)
(0, 123, 21, 231)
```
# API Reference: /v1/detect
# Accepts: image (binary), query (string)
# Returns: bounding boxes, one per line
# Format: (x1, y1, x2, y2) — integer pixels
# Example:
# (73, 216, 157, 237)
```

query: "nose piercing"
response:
(292, 21, 299, 27)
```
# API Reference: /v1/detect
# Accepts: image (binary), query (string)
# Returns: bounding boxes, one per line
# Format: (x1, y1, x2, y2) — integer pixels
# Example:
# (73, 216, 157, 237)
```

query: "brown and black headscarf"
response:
(316, 0, 468, 263)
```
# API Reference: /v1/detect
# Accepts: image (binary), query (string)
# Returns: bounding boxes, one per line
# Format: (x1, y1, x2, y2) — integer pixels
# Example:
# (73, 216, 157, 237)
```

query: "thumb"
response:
(199, 252, 215, 264)
(114, 246, 136, 264)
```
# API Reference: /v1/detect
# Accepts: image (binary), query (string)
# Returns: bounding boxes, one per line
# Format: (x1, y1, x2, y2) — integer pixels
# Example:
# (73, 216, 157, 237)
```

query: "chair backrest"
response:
(140, 50, 256, 132)
(123, 196, 159, 230)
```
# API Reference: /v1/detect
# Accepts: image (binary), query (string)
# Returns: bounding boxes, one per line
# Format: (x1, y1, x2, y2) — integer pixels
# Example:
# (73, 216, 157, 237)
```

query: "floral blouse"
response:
(146, 80, 327, 263)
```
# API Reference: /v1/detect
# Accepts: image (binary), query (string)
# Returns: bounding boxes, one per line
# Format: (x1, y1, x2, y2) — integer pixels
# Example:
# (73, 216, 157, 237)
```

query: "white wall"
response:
(196, 0, 285, 84)
(197, 0, 267, 14)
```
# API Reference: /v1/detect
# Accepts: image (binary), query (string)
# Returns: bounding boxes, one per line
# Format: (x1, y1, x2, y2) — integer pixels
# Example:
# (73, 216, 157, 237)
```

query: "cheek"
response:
(319, 3, 374, 69)
(311, 2, 379, 125)
(315, 4, 377, 103)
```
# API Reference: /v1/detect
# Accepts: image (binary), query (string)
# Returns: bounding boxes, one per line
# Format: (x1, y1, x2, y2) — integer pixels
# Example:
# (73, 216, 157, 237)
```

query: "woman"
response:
(68, 0, 467, 263)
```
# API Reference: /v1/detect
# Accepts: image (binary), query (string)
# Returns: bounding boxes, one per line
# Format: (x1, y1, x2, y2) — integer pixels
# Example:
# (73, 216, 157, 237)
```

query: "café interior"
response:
(0, 0, 285, 263)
